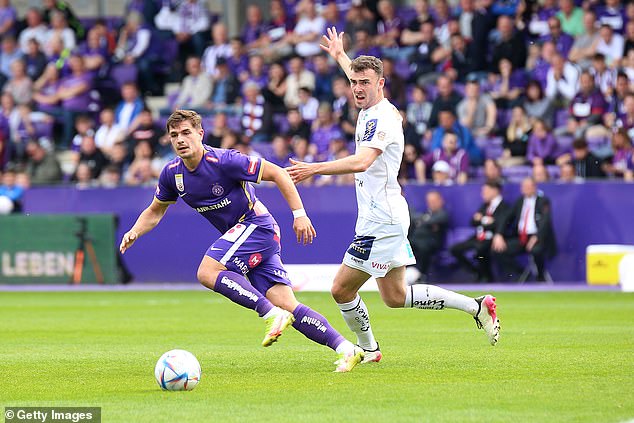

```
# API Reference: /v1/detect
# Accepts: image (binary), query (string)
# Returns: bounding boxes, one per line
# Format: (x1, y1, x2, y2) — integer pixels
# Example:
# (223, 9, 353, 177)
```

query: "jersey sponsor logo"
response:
(361, 119, 378, 143)
(347, 235, 375, 261)
(412, 299, 445, 310)
(248, 253, 262, 268)
(273, 269, 287, 279)
(247, 158, 258, 175)
(220, 222, 246, 242)
(300, 316, 327, 333)
(211, 184, 224, 196)
(195, 198, 232, 213)
(377, 131, 386, 141)
(219, 275, 257, 301)
(371, 261, 389, 270)
(175, 174, 184, 192)
(232, 257, 249, 275)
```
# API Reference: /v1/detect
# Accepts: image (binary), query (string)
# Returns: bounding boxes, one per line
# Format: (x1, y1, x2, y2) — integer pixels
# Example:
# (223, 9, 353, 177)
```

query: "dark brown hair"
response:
(166, 110, 202, 131)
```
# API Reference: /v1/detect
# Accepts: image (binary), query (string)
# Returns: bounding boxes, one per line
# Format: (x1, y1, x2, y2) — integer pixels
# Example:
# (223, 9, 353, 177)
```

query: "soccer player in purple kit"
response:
(120, 110, 363, 372)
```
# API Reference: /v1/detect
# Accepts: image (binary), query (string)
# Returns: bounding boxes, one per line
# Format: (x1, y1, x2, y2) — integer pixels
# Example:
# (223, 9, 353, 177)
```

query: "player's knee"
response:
(382, 291, 405, 308)
(331, 284, 355, 304)
(197, 267, 220, 290)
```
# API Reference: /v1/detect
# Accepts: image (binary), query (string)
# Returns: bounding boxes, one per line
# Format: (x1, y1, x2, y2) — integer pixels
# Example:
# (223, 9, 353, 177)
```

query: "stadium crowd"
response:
(0, 0, 634, 208)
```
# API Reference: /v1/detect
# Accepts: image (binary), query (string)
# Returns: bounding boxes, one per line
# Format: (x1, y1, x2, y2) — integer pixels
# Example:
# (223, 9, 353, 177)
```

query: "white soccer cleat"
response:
(358, 343, 382, 364)
(474, 295, 500, 346)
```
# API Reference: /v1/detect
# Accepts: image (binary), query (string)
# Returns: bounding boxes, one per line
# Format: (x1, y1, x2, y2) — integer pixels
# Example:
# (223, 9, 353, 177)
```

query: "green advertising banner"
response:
(0, 214, 118, 284)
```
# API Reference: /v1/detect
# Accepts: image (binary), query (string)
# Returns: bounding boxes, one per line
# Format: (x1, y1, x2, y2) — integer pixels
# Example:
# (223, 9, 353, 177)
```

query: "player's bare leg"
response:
(377, 265, 500, 345)
(331, 264, 381, 362)
(197, 256, 294, 347)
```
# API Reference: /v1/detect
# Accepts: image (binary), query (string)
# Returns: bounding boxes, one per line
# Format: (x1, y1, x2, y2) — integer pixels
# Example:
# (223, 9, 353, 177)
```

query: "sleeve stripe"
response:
(154, 197, 177, 204)
(256, 158, 266, 184)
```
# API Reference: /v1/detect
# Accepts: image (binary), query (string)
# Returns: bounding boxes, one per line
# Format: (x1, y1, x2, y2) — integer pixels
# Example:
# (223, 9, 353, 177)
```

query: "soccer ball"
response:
(154, 349, 201, 391)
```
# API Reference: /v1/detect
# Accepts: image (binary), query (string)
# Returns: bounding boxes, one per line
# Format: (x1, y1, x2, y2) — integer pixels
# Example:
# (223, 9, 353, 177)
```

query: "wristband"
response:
(292, 208, 307, 219)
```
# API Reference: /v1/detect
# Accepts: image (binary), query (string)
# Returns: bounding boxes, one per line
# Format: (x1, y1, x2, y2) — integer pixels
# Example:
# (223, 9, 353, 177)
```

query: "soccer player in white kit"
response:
(287, 27, 500, 362)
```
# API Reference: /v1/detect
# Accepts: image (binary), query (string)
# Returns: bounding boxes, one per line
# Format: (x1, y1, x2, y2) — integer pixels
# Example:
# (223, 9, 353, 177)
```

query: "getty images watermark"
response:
(4, 407, 101, 423)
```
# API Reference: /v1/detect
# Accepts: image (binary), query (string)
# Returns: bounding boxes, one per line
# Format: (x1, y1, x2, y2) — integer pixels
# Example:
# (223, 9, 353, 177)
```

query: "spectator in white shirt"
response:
(95, 107, 125, 158)
(284, 55, 315, 107)
(596, 23, 624, 67)
(289, 0, 325, 57)
(44, 10, 75, 53)
(18, 8, 47, 54)
(172, 56, 212, 110)
(202, 22, 232, 78)
(546, 53, 580, 103)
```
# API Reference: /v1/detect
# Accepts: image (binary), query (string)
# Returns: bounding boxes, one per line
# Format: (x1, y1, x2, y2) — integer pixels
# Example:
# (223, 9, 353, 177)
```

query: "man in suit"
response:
(492, 177, 557, 281)
(450, 180, 509, 282)
(408, 190, 449, 282)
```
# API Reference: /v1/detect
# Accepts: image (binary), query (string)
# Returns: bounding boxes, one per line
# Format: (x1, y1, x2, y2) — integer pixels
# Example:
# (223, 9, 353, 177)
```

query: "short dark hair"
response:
(572, 138, 588, 150)
(350, 55, 383, 78)
(166, 110, 202, 131)
(484, 179, 502, 191)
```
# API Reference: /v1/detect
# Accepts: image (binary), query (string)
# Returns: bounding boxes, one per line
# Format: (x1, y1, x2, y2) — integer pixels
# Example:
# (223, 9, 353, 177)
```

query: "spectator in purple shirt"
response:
(266, 135, 293, 168)
(596, 0, 626, 34)
(352, 29, 382, 58)
(567, 71, 609, 138)
(540, 16, 574, 58)
(604, 128, 633, 180)
(242, 4, 268, 49)
(32, 63, 60, 115)
(226, 37, 249, 77)
(527, 118, 558, 165)
(0, 0, 17, 38)
(309, 102, 343, 160)
(424, 130, 469, 184)
(530, 40, 555, 89)
(173, 0, 210, 67)
(79, 27, 108, 79)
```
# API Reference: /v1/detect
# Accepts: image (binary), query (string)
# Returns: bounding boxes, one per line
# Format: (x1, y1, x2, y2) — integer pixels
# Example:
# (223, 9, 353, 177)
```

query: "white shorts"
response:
(343, 217, 416, 278)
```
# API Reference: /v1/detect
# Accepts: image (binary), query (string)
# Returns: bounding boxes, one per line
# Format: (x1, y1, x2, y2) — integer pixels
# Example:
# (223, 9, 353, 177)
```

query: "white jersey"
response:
(354, 98, 409, 225)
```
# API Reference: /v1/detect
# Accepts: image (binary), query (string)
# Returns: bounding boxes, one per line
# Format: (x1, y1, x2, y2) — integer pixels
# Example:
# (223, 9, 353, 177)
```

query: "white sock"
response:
(261, 306, 280, 320)
(337, 295, 378, 351)
(405, 284, 478, 315)
(335, 340, 355, 355)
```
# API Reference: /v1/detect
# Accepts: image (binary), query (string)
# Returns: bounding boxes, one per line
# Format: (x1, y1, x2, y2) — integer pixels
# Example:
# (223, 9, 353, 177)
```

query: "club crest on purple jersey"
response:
(212, 184, 224, 196)
(175, 174, 184, 191)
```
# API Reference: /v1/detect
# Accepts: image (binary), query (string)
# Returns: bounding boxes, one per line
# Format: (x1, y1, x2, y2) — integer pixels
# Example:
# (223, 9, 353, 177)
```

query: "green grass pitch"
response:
(2, 290, 633, 422)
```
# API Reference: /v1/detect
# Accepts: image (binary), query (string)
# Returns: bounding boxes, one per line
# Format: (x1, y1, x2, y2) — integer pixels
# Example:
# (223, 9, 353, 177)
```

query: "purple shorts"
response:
(205, 222, 292, 295)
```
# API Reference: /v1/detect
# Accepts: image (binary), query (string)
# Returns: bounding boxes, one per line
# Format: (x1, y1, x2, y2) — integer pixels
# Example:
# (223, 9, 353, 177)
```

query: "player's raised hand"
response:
(286, 158, 315, 184)
(119, 230, 139, 254)
(320, 26, 345, 59)
(293, 215, 316, 245)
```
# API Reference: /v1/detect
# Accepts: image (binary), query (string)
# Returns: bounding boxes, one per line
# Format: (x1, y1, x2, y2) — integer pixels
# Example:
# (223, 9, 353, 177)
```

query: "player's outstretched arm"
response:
(320, 26, 352, 80)
(287, 146, 381, 184)
(261, 160, 316, 245)
(120, 198, 170, 254)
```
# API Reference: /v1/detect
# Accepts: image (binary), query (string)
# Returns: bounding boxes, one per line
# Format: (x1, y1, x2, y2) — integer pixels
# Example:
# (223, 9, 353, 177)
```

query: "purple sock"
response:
(292, 304, 345, 351)
(212, 271, 274, 317)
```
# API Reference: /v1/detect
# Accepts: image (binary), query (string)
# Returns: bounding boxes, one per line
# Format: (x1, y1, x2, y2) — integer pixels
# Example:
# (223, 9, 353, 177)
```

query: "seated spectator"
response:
(262, 61, 287, 114)
(596, 23, 624, 66)
(44, 34, 70, 77)
(406, 85, 432, 137)
(408, 190, 449, 281)
(284, 55, 315, 108)
(566, 71, 609, 138)
(382, 57, 406, 108)
(125, 108, 165, 156)
(488, 58, 525, 110)
(483, 158, 504, 182)
(568, 10, 601, 69)
(297, 86, 319, 123)
(615, 92, 634, 138)
(450, 179, 509, 282)
(108, 141, 130, 174)
(624, 20, 634, 57)
(352, 29, 381, 58)
(557, 0, 584, 37)
(528, 0, 558, 39)
(343, 4, 376, 47)
(204, 112, 229, 148)
(445, 33, 476, 83)
(226, 37, 249, 77)
(312, 54, 334, 103)
(171, 56, 212, 112)
(23, 38, 47, 82)
(589, 54, 615, 98)
(310, 102, 344, 160)
(3, 59, 32, 106)
(240, 54, 267, 90)
(399, 143, 425, 184)
(43, 0, 84, 40)
(0, 166, 23, 212)
(266, 135, 292, 168)
(457, 78, 496, 138)
(0, 34, 21, 88)
(172, 0, 210, 63)
(502, 106, 531, 167)
(331, 75, 355, 139)
(99, 163, 122, 188)
(115, 82, 144, 133)
(492, 177, 557, 282)
(428, 75, 462, 128)
(556, 138, 606, 179)
(43, 10, 75, 53)
(529, 41, 556, 89)
(603, 128, 633, 180)
(209, 58, 240, 110)
(558, 161, 578, 182)
(545, 52, 579, 106)
(202, 22, 232, 78)
(430, 108, 482, 165)
(73, 161, 98, 189)
(241, 4, 267, 50)
(24, 139, 62, 185)
(240, 81, 273, 143)
(407, 20, 442, 86)
(252, 0, 294, 61)
(285, 107, 311, 141)
(605, 72, 629, 122)
(523, 80, 555, 127)
(490, 15, 527, 72)
(94, 107, 124, 158)
(596, 0, 625, 34)
(290, 136, 314, 185)
(124, 139, 159, 186)
(527, 118, 558, 165)
(532, 162, 551, 183)
(540, 16, 574, 58)
(424, 130, 469, 184)
(18, 8, 47, 54)
(78, 27, 107, 78)
(69, 114, 95, 152)
(288, 0, 326, 58)
(74, 135, 109, 180)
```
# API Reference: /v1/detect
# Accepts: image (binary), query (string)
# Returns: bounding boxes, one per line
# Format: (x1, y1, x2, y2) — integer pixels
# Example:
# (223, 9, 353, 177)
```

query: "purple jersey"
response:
(156, 146, 276, 233)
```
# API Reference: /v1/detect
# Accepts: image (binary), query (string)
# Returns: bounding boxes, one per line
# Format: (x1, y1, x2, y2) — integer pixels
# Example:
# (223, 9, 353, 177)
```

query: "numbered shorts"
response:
(205, 222, 292, 295)
(343, 217, 416, 278)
